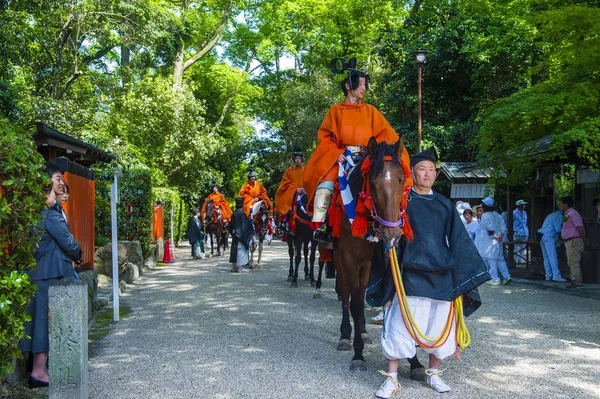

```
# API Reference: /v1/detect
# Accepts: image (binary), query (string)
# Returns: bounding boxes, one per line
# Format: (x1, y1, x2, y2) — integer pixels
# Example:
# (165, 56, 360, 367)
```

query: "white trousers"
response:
(484, 253, 511, 282)
(381, 295, 456, 361)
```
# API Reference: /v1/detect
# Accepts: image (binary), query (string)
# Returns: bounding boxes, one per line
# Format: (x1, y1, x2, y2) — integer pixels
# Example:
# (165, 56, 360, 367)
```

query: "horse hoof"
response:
(248, 264, 254, 270)
(310, 281, 315, 287)
(361, 333, 373, 345)
(337, 339, 352, 351)
(287, 275, 293, 282)
(258, 263, 262, 269)
(291, 281, 298, 288)
(349, 359, 367, 372)
(217, 252, 221, 257)
(312, 293, 321, 299)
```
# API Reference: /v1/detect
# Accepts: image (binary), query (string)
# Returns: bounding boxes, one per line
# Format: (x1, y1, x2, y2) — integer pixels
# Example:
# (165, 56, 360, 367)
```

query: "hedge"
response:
(0, 119, 46, 378)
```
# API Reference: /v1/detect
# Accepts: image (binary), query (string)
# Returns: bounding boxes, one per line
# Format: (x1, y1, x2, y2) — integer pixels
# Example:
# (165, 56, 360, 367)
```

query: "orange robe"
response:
(201, 192, 233, 221)
(274, 165, 305, 215)
(238, 181, 273, 216)
(303, 100, 413, 199)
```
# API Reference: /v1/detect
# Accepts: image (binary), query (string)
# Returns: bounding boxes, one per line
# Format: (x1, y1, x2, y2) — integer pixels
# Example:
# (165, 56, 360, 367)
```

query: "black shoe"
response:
(29, 376, 49, 388)
(313, 228, 331, 244)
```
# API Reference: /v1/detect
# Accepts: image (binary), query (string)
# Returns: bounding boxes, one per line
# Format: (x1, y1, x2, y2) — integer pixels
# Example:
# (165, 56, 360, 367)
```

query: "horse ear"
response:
(394, 137, 405, 158)
(367, 137, 378, 158)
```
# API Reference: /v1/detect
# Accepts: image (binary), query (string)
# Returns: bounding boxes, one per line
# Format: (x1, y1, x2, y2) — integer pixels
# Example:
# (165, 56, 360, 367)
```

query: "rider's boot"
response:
(312, 187, 333, 244)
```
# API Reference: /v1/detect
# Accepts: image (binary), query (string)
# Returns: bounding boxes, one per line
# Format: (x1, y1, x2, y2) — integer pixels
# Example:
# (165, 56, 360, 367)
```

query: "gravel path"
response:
(88, 241, 600, 399)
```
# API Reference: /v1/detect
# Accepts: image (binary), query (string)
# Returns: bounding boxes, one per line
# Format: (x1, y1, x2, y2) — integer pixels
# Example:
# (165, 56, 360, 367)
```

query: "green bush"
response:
(95, 163, 153, 260)
(153, 187, 186, 246)
(0, 119, 46, 378)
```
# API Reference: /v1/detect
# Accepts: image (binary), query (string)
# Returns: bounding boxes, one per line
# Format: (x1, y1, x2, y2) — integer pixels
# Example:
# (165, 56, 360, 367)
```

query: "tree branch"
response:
(56, 71, 84, 100)
(182, 2, 232, 73)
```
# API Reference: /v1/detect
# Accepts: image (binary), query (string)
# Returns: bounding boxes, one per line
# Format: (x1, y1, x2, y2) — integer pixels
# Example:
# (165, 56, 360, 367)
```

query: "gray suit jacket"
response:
(30, 208, 82, 281)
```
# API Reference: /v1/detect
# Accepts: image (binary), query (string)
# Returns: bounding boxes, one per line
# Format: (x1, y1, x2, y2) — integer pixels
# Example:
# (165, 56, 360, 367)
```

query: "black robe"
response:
(228, 208, 254, 263)
(187, 216, 204, 245)
(367, 190, 490, 317)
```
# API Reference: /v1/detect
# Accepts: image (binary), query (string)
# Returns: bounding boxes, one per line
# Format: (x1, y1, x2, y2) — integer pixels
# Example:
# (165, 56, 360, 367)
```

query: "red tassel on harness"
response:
(352, 192, 368, 237)
(330, 205, 342, 238)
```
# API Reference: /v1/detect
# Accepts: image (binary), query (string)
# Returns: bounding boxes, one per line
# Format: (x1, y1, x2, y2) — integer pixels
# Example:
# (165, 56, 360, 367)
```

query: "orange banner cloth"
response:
(274, 165, 304, 215)
(303, 100, 413, 199)
(201, 192, 233, 221)
(238, 180, 273, 216)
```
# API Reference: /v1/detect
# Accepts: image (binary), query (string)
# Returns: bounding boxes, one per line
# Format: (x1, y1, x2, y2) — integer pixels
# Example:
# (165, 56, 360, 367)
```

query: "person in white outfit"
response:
(476, 197, 512, 285)
(463, 209, 479, 241)
(537, 210, 567, 282)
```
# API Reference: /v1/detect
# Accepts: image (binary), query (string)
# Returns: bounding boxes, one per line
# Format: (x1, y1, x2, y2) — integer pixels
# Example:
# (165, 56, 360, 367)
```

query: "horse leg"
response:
(257, 239, 263, 269)
(216, 228, 222, 257)
(337, 295, 353, 351)
(291, 235, 302, 287)
(303, 239, 310, 281)
(313, 259, 325, 299)
(349, 284, 367, 371)
(309, 240, 317, 286)
(287, 236, 294, 281)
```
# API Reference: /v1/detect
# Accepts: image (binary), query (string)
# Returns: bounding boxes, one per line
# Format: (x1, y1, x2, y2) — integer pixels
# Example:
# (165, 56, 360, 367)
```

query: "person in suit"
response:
(20, 179, 82, 387)
(187, 208, 206, 260)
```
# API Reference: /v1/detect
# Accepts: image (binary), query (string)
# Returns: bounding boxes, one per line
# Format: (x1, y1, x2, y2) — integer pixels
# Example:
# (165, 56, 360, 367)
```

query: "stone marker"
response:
(49, 279, 88, 399)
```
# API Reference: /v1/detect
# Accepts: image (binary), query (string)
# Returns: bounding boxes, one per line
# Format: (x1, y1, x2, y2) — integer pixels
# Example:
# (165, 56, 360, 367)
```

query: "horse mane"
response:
(369, 141, 401, 179)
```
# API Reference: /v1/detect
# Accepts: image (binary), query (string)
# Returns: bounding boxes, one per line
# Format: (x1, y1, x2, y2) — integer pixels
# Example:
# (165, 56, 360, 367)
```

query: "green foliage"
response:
(0, 119, 45, 378)
(477, 3, 600, 179)
(153, 187, 185, 245)
(95, 162, 153, 259)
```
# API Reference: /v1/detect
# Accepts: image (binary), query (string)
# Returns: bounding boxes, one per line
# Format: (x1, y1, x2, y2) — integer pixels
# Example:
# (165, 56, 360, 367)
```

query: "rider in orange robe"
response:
(201, 183, 233, 222)
(303, 69, 413, 227)
(238, 170, 273, 217)
(274, 149, 305, 216)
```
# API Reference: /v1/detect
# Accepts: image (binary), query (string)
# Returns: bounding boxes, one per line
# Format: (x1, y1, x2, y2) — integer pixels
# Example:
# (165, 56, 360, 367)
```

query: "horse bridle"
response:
(368, 156, 405, 239)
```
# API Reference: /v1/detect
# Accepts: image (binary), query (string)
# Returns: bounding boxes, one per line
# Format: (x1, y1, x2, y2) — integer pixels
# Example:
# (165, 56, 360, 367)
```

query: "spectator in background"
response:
(55, 182, 69, 223)
(537, 210, 567, 282)
(560, 196, 588, 288)
(20, 179, 82, 387)
(476, 197, 511, 285)
(187, 208, 206, 260)
(473, 205, 483, 221)
(513, 199, 529, 263)
(463, 209, 479, 241)
(229, 197, 254, 273)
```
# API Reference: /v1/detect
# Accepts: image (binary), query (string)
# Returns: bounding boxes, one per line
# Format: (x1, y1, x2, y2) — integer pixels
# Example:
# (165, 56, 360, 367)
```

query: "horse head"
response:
(366, 136, 409, 248)
(253, 201, 270, 239)
(205, 200, 220, 224)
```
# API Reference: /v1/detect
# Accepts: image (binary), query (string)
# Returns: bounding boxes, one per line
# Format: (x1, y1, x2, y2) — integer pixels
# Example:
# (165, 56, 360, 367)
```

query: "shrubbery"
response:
(153, 187, 186, 246)
(95, 163, 153, 260)
(0, 119, 46, 378)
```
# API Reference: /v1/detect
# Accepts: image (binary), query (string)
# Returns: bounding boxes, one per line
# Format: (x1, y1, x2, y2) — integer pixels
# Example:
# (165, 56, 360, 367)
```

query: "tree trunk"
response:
(173, 50, 185, 86)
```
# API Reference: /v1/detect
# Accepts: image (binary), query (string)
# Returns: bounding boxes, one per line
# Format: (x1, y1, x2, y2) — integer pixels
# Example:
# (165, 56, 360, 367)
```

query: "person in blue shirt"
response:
(513, 199, 529, 263)
(537, 210, 567, 282)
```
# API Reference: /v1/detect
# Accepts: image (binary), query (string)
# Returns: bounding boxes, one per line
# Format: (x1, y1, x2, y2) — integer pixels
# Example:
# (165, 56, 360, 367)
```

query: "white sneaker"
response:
(370, 311, 384, 324)
(552, 277, 567, 282)
(375, 371, 400, 398)
(238, 267, 250, 273)
(200, 253, 206, 260)
(425, 369, 451, 393)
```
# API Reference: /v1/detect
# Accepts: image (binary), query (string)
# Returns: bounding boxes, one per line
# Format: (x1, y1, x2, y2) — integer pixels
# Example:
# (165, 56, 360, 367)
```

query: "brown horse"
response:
(204, 200, 223, 257)
(334, 137, 408, 372)
(288, 193, 317, 287)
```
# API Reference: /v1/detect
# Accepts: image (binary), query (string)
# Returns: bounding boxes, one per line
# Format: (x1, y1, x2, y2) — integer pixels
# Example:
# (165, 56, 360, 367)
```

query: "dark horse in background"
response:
(287, 192, 317, 288)
(204, 200, 223, 257)
(335, 137, 408, 372)
(249, 200, 270, 269)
